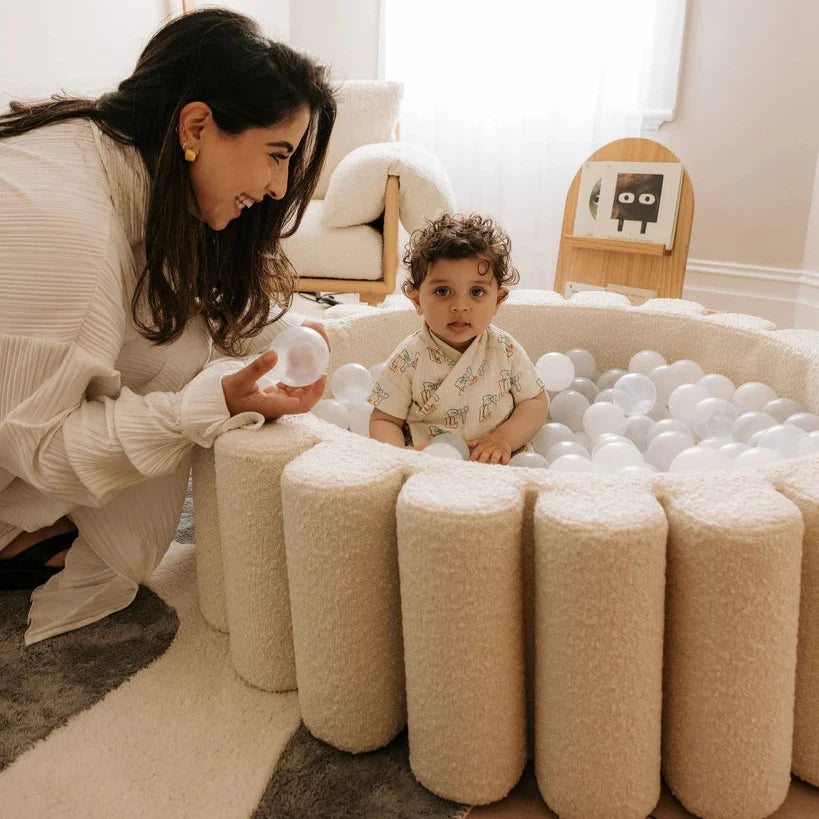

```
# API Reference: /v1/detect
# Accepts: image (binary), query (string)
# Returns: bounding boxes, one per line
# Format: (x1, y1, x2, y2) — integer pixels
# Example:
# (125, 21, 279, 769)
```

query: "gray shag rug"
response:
(256, 724, 470, 819)
(0, 584, 178, 771)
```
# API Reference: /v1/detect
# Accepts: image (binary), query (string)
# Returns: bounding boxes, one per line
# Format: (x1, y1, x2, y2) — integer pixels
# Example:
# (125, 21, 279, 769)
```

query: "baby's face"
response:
(408, 256, 505, 352)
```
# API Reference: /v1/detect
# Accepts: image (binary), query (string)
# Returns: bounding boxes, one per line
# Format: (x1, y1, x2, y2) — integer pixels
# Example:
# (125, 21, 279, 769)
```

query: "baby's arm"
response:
(370, 407, 409, 448)
(467, 392, 549, 464)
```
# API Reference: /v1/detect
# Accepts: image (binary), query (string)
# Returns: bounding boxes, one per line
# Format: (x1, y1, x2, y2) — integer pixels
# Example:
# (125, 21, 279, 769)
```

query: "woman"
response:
(0, 9, 336, 643)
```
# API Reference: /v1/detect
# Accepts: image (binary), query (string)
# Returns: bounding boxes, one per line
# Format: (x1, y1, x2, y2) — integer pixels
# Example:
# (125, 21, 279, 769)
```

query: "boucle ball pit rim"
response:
(192, 292, 819, 819)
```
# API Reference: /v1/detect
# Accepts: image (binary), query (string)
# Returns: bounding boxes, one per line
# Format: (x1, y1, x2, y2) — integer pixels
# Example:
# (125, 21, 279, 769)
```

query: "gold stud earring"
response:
(182, 143, 197, 162)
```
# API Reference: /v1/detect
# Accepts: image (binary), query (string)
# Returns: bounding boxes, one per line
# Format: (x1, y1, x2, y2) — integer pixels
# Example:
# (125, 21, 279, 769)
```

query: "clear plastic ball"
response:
(536, 352, 576, 391)
(732, 381, 777, 414)
(545, 441, 590, 462)
(430, 432, 471, 460)
(574, 432, 593, 451)
(645, 430, 696, 471)
(549, 454, 594, 472)
(646, 418, 693, 445)
(629, 350, 667, 376)
(311, 398, 350, 428)
(668, 384, 710, 427)
(348, 402, 374, 437)
(591, 434, 636, 455)
(623, 415, 655, 452)
(756, 423, 807, 458)
(697, 373, 736, 401)
(691, 397, 738, 440)
(331, 363, 374, 405)
(532, 422, 575, 456)
(785, 412, 819, 432)
(424, 441, 466, 460)
(649, 364, 686, 406)
(549, 390, 590, 432)
(597, 369, 627, 391)
(570, 377, 599, 403)
(266, 325, 330, 387)
(731, 446, 783, 470)
(612, 373, 657, 415)
(731, 411, 777, 443)
(761, 398, 802, 423)
(669, 446, 731, 473)
(565, 348, 597, 381)
(719, 441, 751, 461)
(594, 388, 614, 404)
(592, 441, 645, 472)
(583, 402, 627, 439)
(670, 359, 705, 384)
(509, 452, 549, 468)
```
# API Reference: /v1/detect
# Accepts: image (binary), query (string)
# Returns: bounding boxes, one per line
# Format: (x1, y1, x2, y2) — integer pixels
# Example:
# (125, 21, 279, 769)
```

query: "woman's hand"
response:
(222, 350, 327, 420)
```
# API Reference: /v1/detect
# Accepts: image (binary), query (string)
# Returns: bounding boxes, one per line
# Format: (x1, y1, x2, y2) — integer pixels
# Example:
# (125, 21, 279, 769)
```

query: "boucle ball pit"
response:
(192, 291, 819, 819)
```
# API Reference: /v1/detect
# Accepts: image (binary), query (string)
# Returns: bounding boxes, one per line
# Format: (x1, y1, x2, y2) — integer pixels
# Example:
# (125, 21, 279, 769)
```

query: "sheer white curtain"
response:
(383, 1, 661, 289)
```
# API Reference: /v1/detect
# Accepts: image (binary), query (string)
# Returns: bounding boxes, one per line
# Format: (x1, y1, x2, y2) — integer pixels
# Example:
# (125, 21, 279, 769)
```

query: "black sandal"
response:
(0, 528, 78, 590)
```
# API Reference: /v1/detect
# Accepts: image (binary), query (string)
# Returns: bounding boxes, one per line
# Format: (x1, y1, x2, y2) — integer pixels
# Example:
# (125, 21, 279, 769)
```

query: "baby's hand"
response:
(466, 434, 513, 465)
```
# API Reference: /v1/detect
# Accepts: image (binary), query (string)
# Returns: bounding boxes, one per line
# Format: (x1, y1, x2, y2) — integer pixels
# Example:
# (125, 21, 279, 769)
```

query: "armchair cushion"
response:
(314, 80, 404, 199)
(321, 141, 457, 233)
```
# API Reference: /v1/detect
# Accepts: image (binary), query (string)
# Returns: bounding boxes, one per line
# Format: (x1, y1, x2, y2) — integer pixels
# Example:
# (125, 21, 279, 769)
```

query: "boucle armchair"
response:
(283, 80, 456, 305)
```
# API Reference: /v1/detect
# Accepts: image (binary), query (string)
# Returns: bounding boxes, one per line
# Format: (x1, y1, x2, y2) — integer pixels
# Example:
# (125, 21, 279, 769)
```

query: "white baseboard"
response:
(683, 259, 819, 330)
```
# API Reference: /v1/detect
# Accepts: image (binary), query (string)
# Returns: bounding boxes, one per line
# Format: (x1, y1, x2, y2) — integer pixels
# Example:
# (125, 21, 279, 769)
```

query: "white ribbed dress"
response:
(0, 119, 304, 644)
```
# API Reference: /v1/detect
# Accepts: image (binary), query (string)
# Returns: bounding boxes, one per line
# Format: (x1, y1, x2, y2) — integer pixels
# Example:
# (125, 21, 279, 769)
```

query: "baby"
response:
(368, 213, 548, 465)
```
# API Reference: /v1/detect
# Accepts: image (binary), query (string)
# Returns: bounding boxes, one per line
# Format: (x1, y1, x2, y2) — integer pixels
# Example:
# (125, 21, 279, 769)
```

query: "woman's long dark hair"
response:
(0, 9, 336, 355)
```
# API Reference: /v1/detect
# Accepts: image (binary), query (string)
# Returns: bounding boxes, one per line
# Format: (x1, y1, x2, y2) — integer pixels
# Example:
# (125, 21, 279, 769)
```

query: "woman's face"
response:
(182, 104, 311, 231)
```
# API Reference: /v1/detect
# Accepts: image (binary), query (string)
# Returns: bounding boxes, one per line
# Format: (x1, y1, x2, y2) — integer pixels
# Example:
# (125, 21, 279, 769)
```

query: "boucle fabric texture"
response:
(193, 293, 819, 816)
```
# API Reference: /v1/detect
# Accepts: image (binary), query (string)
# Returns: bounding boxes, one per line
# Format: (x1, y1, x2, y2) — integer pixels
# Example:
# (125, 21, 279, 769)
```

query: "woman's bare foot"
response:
(0, 517, 75, 569)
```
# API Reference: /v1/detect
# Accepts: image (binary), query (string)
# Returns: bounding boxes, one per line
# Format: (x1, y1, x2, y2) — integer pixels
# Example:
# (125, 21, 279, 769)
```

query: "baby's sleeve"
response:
(505, 334, 545, 403)
(367, 338, 416, 421)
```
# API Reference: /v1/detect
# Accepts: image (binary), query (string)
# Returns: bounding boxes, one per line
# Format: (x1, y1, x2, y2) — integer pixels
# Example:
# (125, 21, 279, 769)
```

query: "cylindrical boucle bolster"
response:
(532, 489, 667, 819)
(396, 470, 526, 805)
(192, 446, 228, 632)
(660, 477, 803, 819)
(282, 441, 407, 752)
(214, 421, 319, 691)
(775, 460, 819, 786)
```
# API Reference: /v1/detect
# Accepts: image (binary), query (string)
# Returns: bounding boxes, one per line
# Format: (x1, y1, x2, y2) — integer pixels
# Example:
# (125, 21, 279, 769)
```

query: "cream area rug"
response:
(0, 489, 467, 819)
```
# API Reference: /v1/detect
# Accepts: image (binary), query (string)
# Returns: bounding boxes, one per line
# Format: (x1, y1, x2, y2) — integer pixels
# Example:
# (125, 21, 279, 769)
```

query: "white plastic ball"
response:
(545, 441, 590, 462)
(668, 446, 731, 473)
(619, 464, 658, 475)
(574, 432, 593, 450)
(786, 412, 819, 432)
(612, 373, 657, 415)
(797, 431, 819, 455)
(549, 390, 590, 432)
(670, 359, 705, 384)
(532, 422, 575, 456)
(756, 423, 807, 458)
(629, 350, 667, 376)
(668, 384, 710, 427)
(549, 454, 595, 473)
(536, 352, 576, 391)
(583, 402, 627, 440)
(331, 362, 374, 405)
(348, 402, 374, 437)
(697, 436, 732, 449)
(570, 377, 599, 403)
(311, 398, 350, 428)
(646, 402, 670, 422)
(691, 397, 738, 440)
(731, 411, 778, 443)
(565, 348, 597, 381)
(732, 447, 783, 470)
(697, 373, 736, 401)
(597, 369, 627, 391)
(592, 441, 645, 472)
(509, 452, 549, 469)
(761, 398, 802, 423)
(645, 430, 696, 471)
(594, 389, 614, 404)
(649, 364, 686, 406)
(747, 429, 766, 447)
(266, 325, 330, 387)
(646, 418, 693, 445)
(623, 415, 654, 452)
(719, 442, 751, 461)
(424, 441, 466, 460)
(591, 434, 636, 455)
(732, 381, 777, 414)
(429, 432, 471, 460)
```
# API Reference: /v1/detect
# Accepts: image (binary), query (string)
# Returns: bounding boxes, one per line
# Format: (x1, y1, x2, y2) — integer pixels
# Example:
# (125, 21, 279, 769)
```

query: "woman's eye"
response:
(269, 154, 286, 164)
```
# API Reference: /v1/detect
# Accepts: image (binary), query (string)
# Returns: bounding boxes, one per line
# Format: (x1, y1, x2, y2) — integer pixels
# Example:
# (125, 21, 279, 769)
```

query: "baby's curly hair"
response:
(401, 213, 520, 295)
